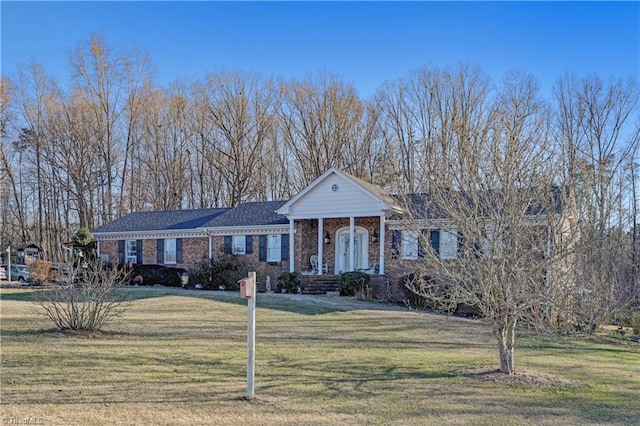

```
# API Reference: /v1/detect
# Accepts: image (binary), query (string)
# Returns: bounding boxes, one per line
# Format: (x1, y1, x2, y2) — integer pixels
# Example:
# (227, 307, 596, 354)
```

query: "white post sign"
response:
(238, 271, 257, 399)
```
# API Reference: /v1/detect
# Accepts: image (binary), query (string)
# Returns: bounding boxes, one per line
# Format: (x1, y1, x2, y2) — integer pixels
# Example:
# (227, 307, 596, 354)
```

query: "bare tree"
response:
(118, 47, 155, 215)
(68, 34, 128, 223)
(279, 72, 370, 189)
(51, 86, 107, 229)
(11, 62, 58, 247)
(194, 71, 277, 206)
(554, 75, 640, 332)
(374, 65, 493, 193)
(402, 71, 565, 374)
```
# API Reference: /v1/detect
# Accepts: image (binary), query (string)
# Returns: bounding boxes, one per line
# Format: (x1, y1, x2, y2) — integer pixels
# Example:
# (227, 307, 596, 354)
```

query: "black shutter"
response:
(474, 241, 482, 258)
(281, 234, 289, 261)
(430, 230, 440, 256)
(391, 230, 401, 259)
(418, 230, 427, 258)
(259, 235, 267, 262)
(457, 231, 465, 257)
(118, 240, 125, 264)
(176, 238, 183, 263)
(224, 236, 232, 254)
(157, 239, 164, 263)
(136, 240, 143, 264)
(245, 235, 253, 254)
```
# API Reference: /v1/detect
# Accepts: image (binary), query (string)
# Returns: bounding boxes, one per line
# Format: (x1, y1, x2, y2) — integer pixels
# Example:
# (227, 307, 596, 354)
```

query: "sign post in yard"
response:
(238, 271, 257, 399)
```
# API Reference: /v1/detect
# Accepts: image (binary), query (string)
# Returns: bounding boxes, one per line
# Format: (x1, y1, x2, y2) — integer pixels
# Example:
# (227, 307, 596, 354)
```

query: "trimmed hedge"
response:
(340, 271, 370, 296)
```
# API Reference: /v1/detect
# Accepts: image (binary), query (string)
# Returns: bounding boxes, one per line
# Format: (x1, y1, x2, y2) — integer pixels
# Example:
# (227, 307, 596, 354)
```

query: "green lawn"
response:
(1, 287, 638, 425)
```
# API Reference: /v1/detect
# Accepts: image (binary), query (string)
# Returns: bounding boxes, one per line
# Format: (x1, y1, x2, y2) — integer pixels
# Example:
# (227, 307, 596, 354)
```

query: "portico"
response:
(276, 168, 402, 276)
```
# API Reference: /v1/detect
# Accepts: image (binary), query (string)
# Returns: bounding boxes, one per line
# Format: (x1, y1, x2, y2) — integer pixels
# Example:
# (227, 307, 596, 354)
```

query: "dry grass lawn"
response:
(1, 287, 639, 425)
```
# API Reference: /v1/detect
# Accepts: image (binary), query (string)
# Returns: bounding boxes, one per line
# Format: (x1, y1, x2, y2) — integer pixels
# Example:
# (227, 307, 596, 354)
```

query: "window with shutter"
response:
(401, 230, 419, 260)
(267, 235, 282, 262)
(165, 238, 177, 264)
(126, 240, 138, 264)
(232, 235, 246, 255)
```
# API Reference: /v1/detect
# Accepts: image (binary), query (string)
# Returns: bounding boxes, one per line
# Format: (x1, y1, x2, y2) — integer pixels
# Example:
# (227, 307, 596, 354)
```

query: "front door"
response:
(335, 227, 368, 274)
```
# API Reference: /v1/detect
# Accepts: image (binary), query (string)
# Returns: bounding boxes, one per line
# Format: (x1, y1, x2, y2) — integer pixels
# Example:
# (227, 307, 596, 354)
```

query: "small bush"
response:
(30, 260, 57, 284)
(277, 272, 301, 293)
(192, 255, 256, 290)
(341, 271, 370, 298)
(34, 261, 129, 332)
(631, 312, 640, 336)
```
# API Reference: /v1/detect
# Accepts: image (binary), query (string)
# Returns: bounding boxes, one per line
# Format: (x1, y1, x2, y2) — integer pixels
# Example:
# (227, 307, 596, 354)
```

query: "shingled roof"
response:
(92, 208, 229, 233)
(203, 200, 289, 227)
(394, 186, 563, 219)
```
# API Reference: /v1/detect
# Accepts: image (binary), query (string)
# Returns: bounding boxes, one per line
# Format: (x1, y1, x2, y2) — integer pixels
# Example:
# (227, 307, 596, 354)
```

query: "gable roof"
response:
(276, 167, 402, 216)
(16, 243, 42, 251)
(92, 208, 229, 234)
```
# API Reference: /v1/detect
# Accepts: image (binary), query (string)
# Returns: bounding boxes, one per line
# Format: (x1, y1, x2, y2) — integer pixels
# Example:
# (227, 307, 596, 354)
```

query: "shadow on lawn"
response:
(2, 286, 405, 316)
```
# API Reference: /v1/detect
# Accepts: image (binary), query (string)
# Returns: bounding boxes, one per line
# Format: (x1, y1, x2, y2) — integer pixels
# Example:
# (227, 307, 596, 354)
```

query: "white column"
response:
(208, 233, 214, 282)
(378, 215, 385, 275)
(349, 217, 355, 272)
(318, 218, 324, 275)
(289, 219, 295, 273)
(96, 240, 101, 258)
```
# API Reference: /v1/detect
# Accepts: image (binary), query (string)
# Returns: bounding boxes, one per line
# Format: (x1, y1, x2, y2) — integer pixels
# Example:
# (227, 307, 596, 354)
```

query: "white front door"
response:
(335, 227, 368, 273)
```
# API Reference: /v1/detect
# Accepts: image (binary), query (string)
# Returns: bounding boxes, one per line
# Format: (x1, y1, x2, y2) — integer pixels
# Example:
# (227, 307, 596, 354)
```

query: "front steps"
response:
(300, 275, 342, 295)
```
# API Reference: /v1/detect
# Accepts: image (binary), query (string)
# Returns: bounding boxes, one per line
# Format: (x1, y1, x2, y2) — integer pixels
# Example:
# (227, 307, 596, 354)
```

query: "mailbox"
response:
(238, 276, 254, 298)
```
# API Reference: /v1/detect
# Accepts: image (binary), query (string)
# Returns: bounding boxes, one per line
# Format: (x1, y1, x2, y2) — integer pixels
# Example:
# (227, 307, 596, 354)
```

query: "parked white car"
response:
(0, 266, 6, 280)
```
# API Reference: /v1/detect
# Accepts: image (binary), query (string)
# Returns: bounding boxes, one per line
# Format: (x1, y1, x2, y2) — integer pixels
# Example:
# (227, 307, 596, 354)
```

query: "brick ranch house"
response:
(93, 168, 566, 301)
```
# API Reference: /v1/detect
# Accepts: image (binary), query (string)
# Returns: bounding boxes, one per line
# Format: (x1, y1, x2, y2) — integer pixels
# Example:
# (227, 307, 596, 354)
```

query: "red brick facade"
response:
(97, 225, 414, 301)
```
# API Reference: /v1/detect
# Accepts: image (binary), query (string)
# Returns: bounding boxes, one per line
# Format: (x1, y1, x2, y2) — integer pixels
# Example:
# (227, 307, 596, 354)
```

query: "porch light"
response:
(371, 229, 379, 243)
(324, 232, 331, 245)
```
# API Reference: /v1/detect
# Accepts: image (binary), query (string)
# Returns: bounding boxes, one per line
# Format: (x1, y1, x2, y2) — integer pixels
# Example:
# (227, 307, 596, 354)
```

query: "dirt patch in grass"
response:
(464, 368, 588, 389)
(41, 328, 129, 339)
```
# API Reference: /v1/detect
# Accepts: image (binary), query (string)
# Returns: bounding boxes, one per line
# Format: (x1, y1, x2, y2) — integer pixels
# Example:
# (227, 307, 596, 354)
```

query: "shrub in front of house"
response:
(128, 264, 186, 287)
(340, 271, 370, 298)
(193, 255, 257, 291)
(277, 272, 301, 293)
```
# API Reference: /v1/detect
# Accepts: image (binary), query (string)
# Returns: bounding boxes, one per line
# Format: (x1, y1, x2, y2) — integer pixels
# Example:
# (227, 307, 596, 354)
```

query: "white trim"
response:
(202, 225, 289, 236)
(387, 215, 551, 230)
(94, 224, 289, 241)
(94, 230, 204, 240)
(285, 211, 389, 220)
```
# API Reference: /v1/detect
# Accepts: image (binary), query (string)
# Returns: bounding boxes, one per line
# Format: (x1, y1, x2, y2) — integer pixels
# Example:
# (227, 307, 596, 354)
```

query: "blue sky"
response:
(1, 1, 639, 99)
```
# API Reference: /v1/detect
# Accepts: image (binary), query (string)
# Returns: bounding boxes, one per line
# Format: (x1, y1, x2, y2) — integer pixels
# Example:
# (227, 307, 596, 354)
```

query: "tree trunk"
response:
(496, 316, 517, 374)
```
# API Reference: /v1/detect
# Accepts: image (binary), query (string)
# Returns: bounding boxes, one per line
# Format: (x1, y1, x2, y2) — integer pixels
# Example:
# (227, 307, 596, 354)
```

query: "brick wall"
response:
(142, 240, 155, 265)
(96, 220, 411, 298)
(207, 235, 290, 291)
(99, 240, 118, 264)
